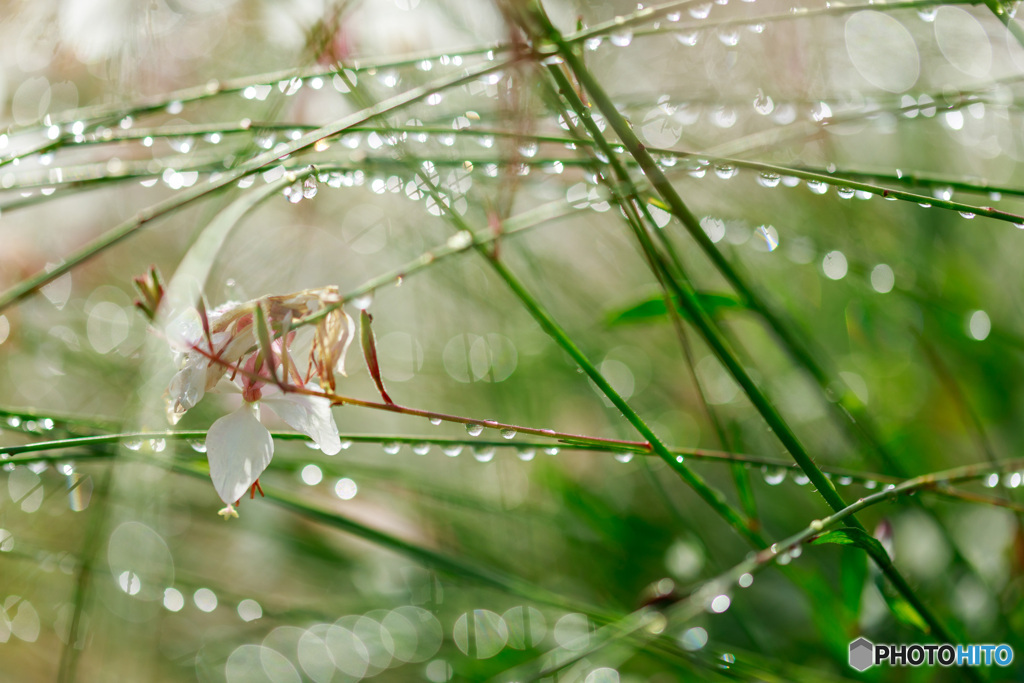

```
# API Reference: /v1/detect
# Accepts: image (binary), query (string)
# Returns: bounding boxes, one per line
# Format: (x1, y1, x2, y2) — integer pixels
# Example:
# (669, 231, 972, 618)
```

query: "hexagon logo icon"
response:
(849, 637, 874, 672)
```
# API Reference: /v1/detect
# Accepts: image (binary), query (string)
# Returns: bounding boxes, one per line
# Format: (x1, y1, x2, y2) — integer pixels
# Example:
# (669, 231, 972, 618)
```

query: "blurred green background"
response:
(1, 0, 1023, 681)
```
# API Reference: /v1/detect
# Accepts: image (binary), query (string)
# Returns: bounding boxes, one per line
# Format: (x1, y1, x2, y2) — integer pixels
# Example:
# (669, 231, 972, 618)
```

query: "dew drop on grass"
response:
(412, 443, 431, 456)
(517, 448, 536, 461)
(675, 31, 699, 46)
(518, 141, 539, 158)
(753, 91, 774, 115)
(793, 473, 810, 486)
(689, 2, 712, 18)
(189, 440, 207, 453)
(340, 439, 353, 450)
(864, 480, 878, 489)
(717, 28, 739, 46)
(762, 466, 787, 485)
(584, 36, 602, 51)
(713, 164, 737, 179)
(500, 429, 516, 440)
(836, 187, 855, 199)
(806, 180, 828, 195)
(755, 225, 778, 251)
(429, 417, 443, 426)
(303, 176, 318, 199)
(149, 438, 166, 453)
(125, 439, 143, 451)
(472, 446, 496, 463)
(614, 453, 634, 463)
(757, 172, 780, 188)
(443, 444, 463, 457)
(466, 423, 484, 437)
(959, 211, 976, 219)
(610, 29, 633, 47)
(544, 447, 560, 456)
(382, 442, 401, 455)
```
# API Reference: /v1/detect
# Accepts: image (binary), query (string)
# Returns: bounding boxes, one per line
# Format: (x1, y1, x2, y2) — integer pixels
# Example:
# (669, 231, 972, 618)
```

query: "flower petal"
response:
(205, 403, 274, 503)
(262, 391, 341, 455)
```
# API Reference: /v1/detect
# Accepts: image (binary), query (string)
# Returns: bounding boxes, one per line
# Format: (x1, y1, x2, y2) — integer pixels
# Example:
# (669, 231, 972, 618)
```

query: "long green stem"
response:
(525, 1, 959, 644)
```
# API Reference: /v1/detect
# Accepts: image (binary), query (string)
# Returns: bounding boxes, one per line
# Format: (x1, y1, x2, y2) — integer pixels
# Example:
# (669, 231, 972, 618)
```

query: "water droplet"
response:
(544, 447, 560, 456)
(717, 28, 739, 46)
(614, 453, 634, 463)
(762, 466, 787, 485)
(303, 176, 318, 199)
(412, 443, 431, 456)
(738, 573, 753, 588)
(689, 2, 712, 18)
(382, 442, 401, 455)
(125, 439, 143, 451)
(675, 30, 700, 46)
(713, 164, 737, 179)
(189, 440, 207, 453)
(793, 473, 810, 485)
(864, 480, 878, 490)
(517, 448, 536, 461)
(429, 417, 443, 426)
(466, 423, 484, 437)
(753, 91, 774, 115)
(959, 211, 976, 219)
(149, 438, 166, 453)
(340, 439, 353, 450)
(837, 187, 855, 199)
(584, 36, 602, 51)
(443, 444, 463, 457)
(755, 225, 779, 251)
(806, 180, 829, 195)
(917, 7, 937, 21)
(472, 446, 496, 462)
(757, 172, 781, 188)
(610, 29, 633, 47)
(500, 429, 516, 440)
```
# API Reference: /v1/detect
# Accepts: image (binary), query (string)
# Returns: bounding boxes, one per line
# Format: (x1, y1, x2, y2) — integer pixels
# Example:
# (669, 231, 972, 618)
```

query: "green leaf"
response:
(815, 528, 931, 633)
(874, 574, 932, 634)
(606, 291, 746, 326)
(839, 547, 868, 622)
(811, 528, 888, 558)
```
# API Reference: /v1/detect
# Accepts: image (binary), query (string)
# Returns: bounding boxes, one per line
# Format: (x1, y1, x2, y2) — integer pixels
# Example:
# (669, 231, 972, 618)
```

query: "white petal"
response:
(205, 403, 274, 503)
(262, 391, 341, 455)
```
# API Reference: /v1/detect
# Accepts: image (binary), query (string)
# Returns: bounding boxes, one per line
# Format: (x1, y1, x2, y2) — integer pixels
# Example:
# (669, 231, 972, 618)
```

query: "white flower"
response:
(207, 383, 341, 516)
(158, 286, 354, 515)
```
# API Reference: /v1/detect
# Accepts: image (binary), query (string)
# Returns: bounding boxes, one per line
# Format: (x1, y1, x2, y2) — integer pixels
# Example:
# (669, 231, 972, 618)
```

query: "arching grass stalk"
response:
(534, 61, 761, 524)
(0, 55, 517, 313)
(322, 61, 764, 545)
(523, 0, 960, 645)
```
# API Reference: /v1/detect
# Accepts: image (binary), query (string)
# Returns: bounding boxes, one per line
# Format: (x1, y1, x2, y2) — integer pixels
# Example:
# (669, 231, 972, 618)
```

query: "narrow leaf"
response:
(811, 528, 889, 559)
(606, 291, 746, 326)
(360, 309, 394, 405)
